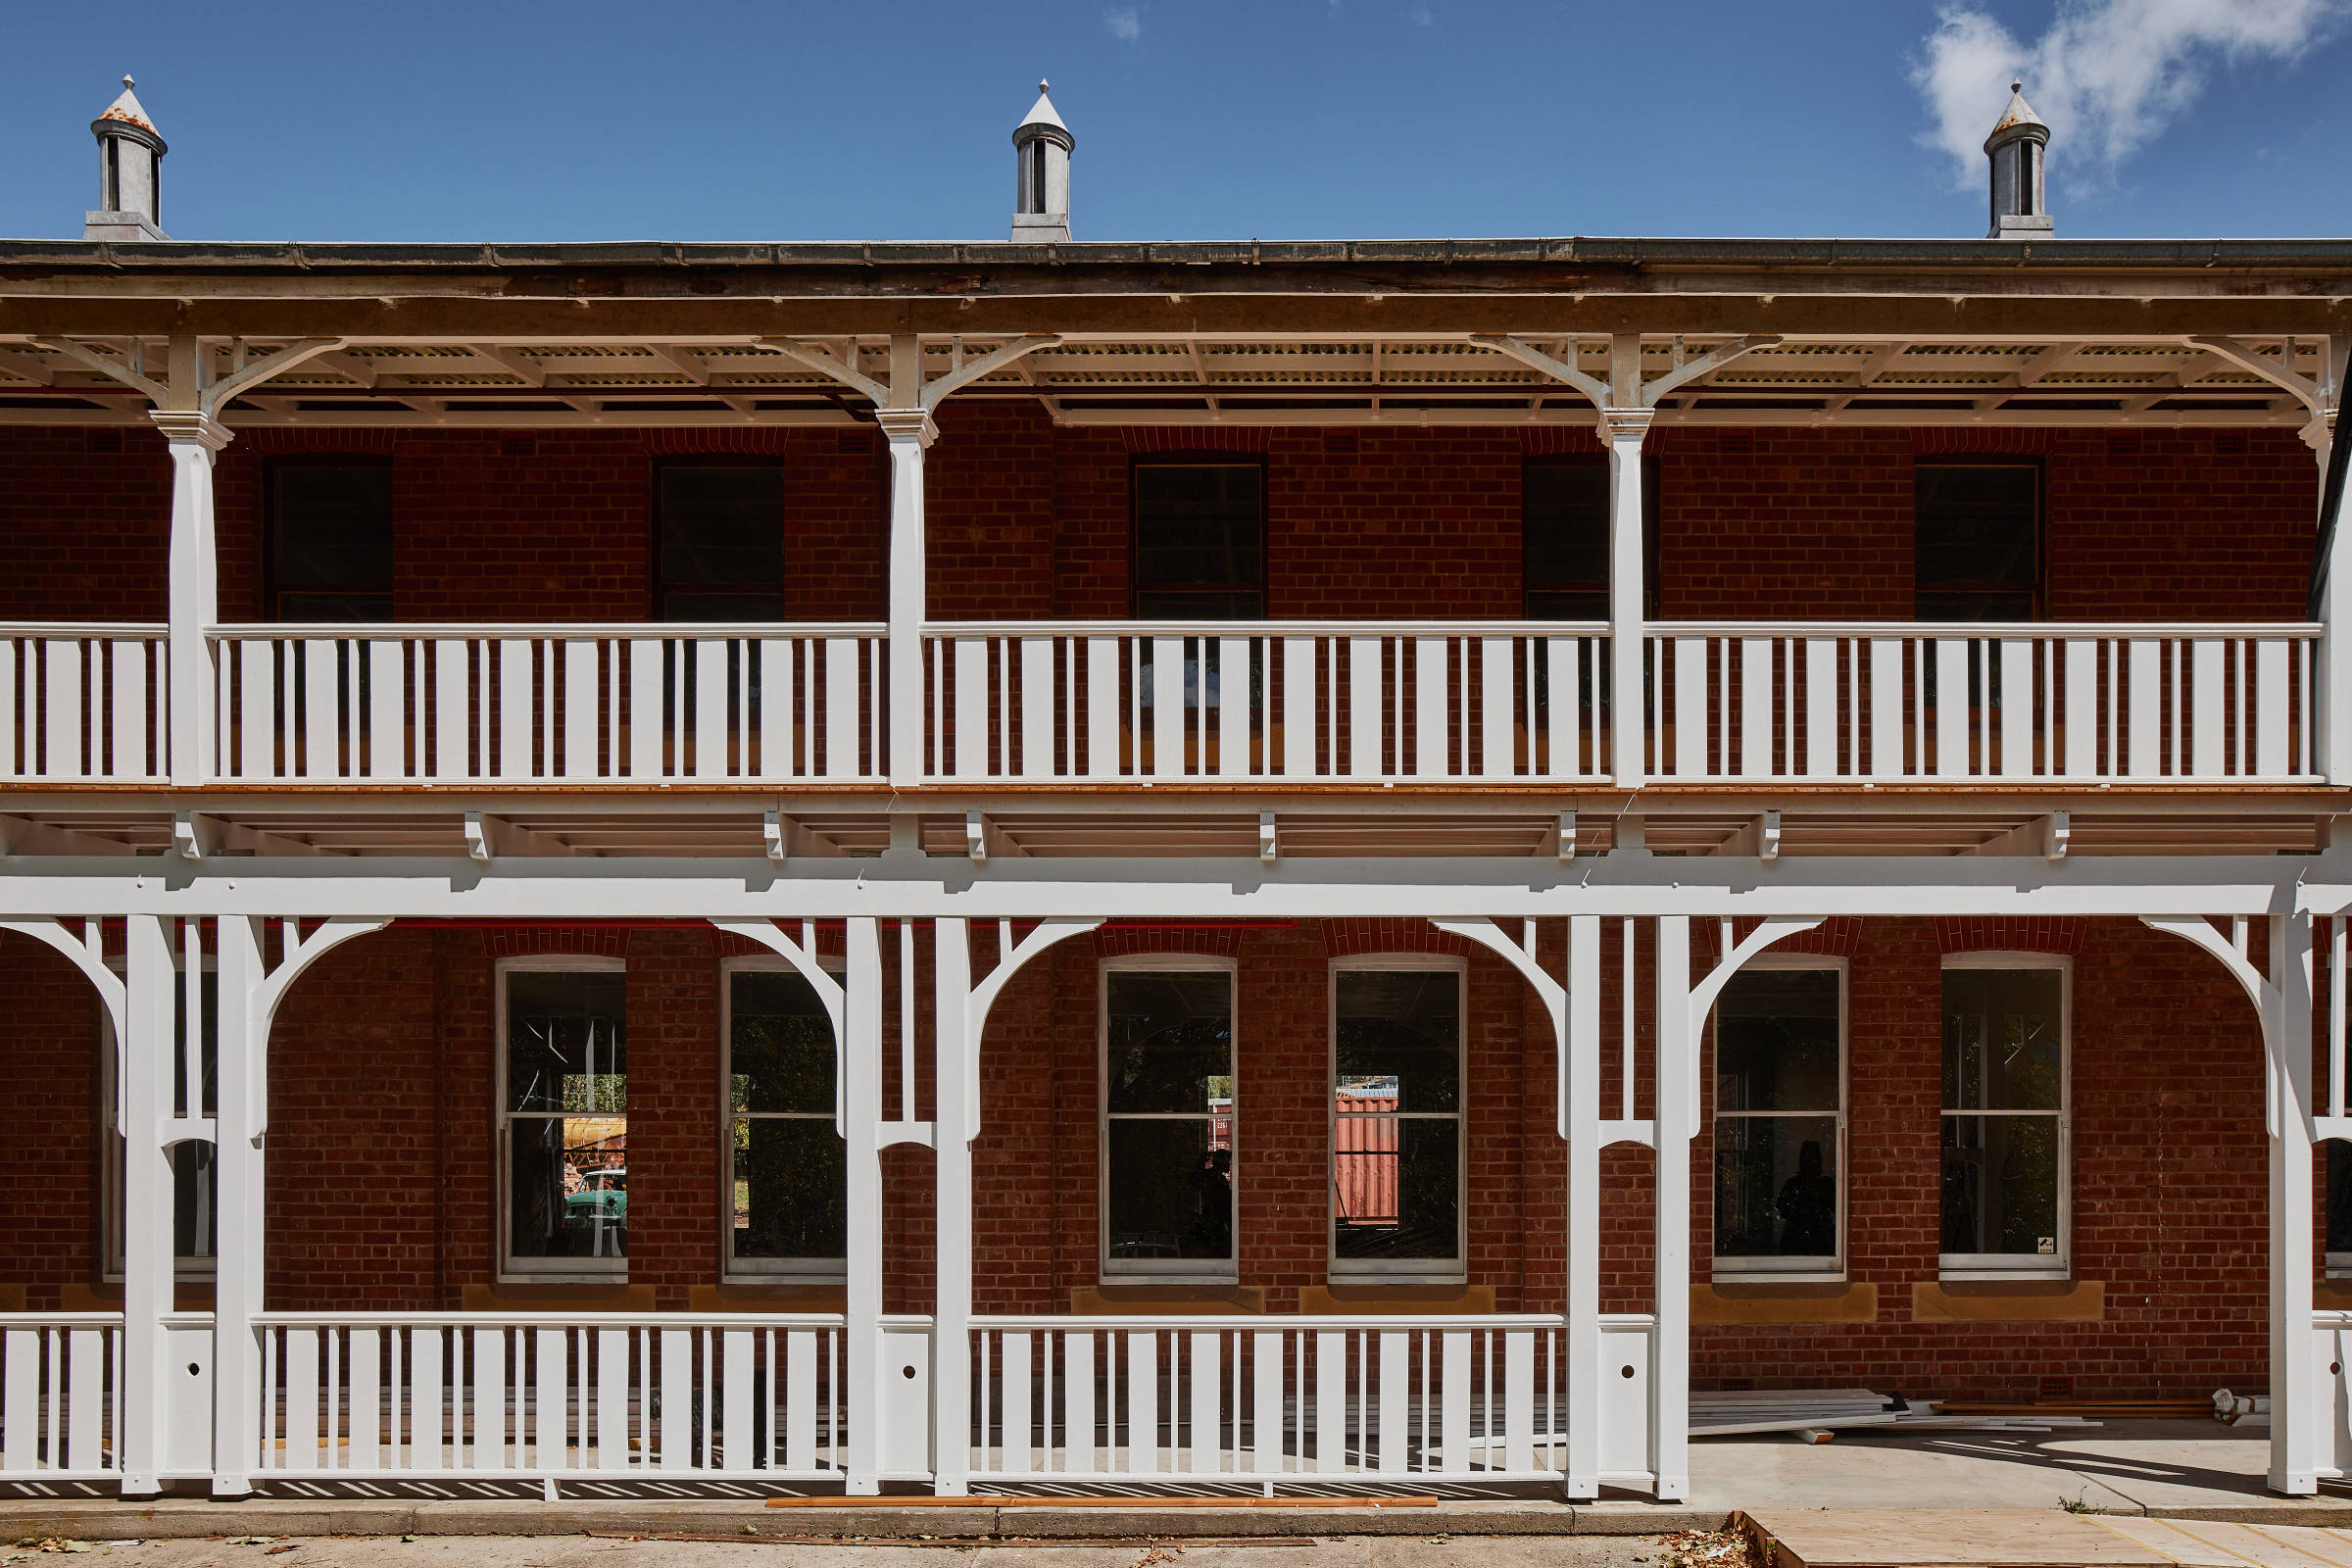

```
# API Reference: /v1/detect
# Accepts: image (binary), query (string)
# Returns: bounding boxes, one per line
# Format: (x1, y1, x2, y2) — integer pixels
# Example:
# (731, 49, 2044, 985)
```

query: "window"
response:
(724, 960, 846, 1279)
(1331, 959, 1464, 1280)
(1712, 962, 1845, 1277)
(1940, 956, 2070, 1277)
(1523, 457, 1657, 619)
(1132, 460, 1264, 618)
(499, 961, 627, 1278)
(267, 460, 393, 620)
(99, 955, 218, 1279)
(1915, 463, 2039, 620)
(656, 463, 786, 620)
(1101, 959, 1236, 1282)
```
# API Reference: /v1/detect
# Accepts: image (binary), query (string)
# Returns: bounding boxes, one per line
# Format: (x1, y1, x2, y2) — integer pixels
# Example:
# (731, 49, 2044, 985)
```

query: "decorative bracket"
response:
(712, 918, 852, 1135)
(247, 917, 390, 1136)
(962, 918, 1103, 1141)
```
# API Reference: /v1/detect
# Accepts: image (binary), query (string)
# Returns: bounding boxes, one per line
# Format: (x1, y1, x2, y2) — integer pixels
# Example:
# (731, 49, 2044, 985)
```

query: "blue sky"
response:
(2, 1, 2345, 245)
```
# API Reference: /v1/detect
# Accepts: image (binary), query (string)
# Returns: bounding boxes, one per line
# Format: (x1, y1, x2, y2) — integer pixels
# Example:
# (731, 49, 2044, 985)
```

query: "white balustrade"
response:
(923, 622, 1611, 784)
(0, 627, 168, 782)
(1644, 622, 2323, 784)
(0, 1314, 122, 1478)
(967, 1313, 1588, 1484)
(253, 1313, 845, 1479)
(208, 626, 885, 785)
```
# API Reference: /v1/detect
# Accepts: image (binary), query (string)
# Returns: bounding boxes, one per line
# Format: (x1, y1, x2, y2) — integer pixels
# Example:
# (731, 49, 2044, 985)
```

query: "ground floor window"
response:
(1939, 956, 2070, 1278)
(1101, 958, 1236, 1282)
(724, 960, 846, 1279)
(1330, 959, 1464, 1281)
(499, 960, 627, 1279)
(1712, 961, 1844, 1277)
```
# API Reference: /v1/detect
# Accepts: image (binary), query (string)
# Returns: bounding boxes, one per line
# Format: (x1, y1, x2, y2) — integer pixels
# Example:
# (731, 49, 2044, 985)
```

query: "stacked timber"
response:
(1690, 1389, 2106, 1438)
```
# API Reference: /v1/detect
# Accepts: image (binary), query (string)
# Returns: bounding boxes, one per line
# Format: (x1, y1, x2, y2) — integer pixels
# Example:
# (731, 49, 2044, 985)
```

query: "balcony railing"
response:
(1645, 621, 2324, 784)
(208, 624, 887, 785)
(923, 621, 1611, 784)
(0, 618, 2331, 791)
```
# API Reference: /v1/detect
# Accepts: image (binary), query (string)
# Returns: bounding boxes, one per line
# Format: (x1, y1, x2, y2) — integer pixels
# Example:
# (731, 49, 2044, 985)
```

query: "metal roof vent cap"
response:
(87, 74, 168, 241)
(1011, 78, 1073, 243)
(1984, 78, 2052, 241)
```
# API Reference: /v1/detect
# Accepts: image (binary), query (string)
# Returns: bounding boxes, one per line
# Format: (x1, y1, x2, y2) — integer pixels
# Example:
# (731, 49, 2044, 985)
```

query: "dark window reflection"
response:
(1134, 464, 1263, 619)
(1916, 464, 2038, 621)
(269, 462, 393, 621)
(1713, 968, 1840, 1261)
(1104, 970, 1234, 1266)
(1939, 966, 2065, 1260)
(731, 969, 845, 1264)
(658, 465, 787, 621)
(1334, 969, 1461, 1263)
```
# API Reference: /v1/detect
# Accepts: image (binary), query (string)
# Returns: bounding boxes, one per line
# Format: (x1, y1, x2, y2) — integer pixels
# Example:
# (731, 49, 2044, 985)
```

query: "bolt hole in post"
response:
(903, 1364, 918, 1379)
(1621, 1365, 1636, 1379)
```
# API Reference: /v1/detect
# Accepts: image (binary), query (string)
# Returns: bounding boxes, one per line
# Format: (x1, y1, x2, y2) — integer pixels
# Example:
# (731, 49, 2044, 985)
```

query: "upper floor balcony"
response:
(0, 612, 2327, 790)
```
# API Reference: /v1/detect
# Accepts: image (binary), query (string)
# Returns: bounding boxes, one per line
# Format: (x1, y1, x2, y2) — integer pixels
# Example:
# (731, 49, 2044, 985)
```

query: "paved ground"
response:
(1, 1536, 1683, 1568)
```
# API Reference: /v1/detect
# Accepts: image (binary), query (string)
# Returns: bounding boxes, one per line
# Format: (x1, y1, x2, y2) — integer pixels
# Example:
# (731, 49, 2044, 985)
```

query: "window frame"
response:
(1098, 953, 1241, 1286)
(1912, 456, 2045, 622)
(1938, 951, 2073, 1281)
(719, 953, 848, 1284)
(1128, 454, 1270, 620)
(650, 456, 790, 622)
(262, 454, 396, 623)
(1326, 953, 1470, 1285)
(496, 955, 630, 1283)
(98, 951, 219, 1283)
(1521, 454, 1659, 620)
(1707, 955, 1849, 1283)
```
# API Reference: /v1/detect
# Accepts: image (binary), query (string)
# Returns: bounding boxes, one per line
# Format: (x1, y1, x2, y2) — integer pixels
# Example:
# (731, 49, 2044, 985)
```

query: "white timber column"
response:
(2272, 911, 2319, 1494)
(842, 915, 888, 1494)
(931, 917, 975, 1494)
(1650, 914, 1693, 1500)
(119, 913, 180, 1495)
(877, 336, 938, 791)
(210, 916, 265, 1494)
(1564, 914, 1603, 1499)
(2314, 384, 2347, 785)
(154, 394, 230, 787)
(1602, 335, 1654, 791)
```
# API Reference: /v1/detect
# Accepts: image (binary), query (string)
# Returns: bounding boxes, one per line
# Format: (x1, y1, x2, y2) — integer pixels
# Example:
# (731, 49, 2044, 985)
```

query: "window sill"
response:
(1913, 1279, 2102, 1323)
(1691, 1282, 1876, 1326)
(464, 1283, 654, 1312)
(692, 1283, 846, 1312)
(1301, 1284, 1494, 1315)
(1073, 1285, 1264, 1315)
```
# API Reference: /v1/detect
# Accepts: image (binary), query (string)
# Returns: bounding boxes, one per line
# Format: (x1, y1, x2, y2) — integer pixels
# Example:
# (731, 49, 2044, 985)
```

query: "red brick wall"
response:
(0, 423, 2316, 625)
(0, 915, 2294, 1397)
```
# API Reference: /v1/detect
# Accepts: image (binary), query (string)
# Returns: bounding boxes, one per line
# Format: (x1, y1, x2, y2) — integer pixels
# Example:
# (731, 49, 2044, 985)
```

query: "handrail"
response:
(0, 1311, 126, 1326)
(0, 622, 169, 637)
(970, 1311, 1573, 1332)
(211, 621, 886, 639)
(1648, 618, 2324, 639)
(253, 1310, 848, 1328)
(925, 619, 1611, 638)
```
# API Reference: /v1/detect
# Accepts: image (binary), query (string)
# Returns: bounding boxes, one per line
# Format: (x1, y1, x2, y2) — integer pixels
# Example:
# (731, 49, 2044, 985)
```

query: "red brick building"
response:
(2, 80, 2349, 1508)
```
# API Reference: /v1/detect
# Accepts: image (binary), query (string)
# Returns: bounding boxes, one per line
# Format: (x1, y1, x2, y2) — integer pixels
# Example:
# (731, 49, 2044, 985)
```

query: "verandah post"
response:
(2273, 911, 2319, 1493)
(877, 345, 937, 791)
(1563, 914, 1602, 1499)
(118, 914, 178, 1495)
(2315, 384, 2346, 784)
(932, 918, 974, 1494)
(153, 382, 230, 787)
(1651, 914, 1692, 1500)
(843, 916, 887, 1493)
(211, 916, 265, 1494)
(1601, 339, 1653, 791)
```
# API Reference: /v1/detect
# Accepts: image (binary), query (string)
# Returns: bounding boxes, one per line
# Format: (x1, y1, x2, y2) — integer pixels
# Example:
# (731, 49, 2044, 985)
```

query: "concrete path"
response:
(1742, 1509, 2352, 1568)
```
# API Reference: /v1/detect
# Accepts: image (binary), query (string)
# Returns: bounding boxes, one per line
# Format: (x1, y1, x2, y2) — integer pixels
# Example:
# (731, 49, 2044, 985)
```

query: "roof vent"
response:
(1010, 79, 1073, 243)
(1984, 79, 2052, 241)
(86, 74, 168, 241)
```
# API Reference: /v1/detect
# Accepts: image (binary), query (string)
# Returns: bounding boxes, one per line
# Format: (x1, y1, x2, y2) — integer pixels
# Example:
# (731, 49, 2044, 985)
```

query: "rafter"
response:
(465, 343, 548, 389)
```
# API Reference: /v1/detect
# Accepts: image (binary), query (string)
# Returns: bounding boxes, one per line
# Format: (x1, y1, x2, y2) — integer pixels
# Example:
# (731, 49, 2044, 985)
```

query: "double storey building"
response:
(2, 80, 2349, 1505)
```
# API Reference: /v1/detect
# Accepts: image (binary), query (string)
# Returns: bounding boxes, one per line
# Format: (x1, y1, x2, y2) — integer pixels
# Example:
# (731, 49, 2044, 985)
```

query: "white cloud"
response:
(1910, 0, 2347, 195)
(1104, 5, 1143, 41)
(1408, 0, 1433, 24)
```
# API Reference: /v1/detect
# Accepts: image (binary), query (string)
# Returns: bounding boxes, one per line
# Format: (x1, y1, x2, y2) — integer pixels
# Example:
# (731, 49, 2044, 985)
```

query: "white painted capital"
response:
(1597, 406, 1654, 447)
(874, 409, 938, 448)
(149, 409, 233, 451)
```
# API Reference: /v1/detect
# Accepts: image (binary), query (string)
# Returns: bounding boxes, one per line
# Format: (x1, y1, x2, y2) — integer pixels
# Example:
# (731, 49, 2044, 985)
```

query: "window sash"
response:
(1711, 959, 1846, 1278)
(1328, 957, 1465, 1282)
(1100, 958, 1237, 1283)
(1937, 956, 2070, 1276)
(723, 957, 845, 1280)
(498, 958, 628, 1281)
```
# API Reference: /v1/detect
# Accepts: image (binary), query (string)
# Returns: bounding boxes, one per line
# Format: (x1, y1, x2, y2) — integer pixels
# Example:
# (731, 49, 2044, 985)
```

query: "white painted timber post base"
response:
(1602, 404, 1652, 789)
(153, 411, 229, 787)
(211, 916, 265, 1495)
(877, 408, 937, 790)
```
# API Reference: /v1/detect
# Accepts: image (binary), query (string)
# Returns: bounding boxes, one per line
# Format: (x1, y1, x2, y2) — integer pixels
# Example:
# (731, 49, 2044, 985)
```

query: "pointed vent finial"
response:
(1010, 79, 1074, 243)
(87, 74, 168, 241)
(1984, 78, 2053, 240)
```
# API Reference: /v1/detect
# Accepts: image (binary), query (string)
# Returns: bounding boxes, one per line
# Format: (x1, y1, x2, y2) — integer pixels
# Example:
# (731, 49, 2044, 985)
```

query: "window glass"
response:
(1333, 968, 1462, 1269)
(1940, 966, 2066, 1265)
(1103, 969, 1235, 1273)
(658, 465, 787, 620)
(504, 969, 627, 1270)
(1524, 458, 1655, 619)
(269, 463, 393, 620)
(1713, 968, 1841, 1266)
(729, 968, 845, 1269)
(1916, 464, 2038, 620)
(1134, 464, 1264, 618)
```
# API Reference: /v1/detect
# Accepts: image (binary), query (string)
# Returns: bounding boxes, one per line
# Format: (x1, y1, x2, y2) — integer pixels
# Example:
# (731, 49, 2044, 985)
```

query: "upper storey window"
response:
(657, 463, 787, 620)
(267, 460, 393, 620)
(1915, 462, 2040, 620)
(1133, 459, 1265, 618)
(1524, 457, 1654, 618)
